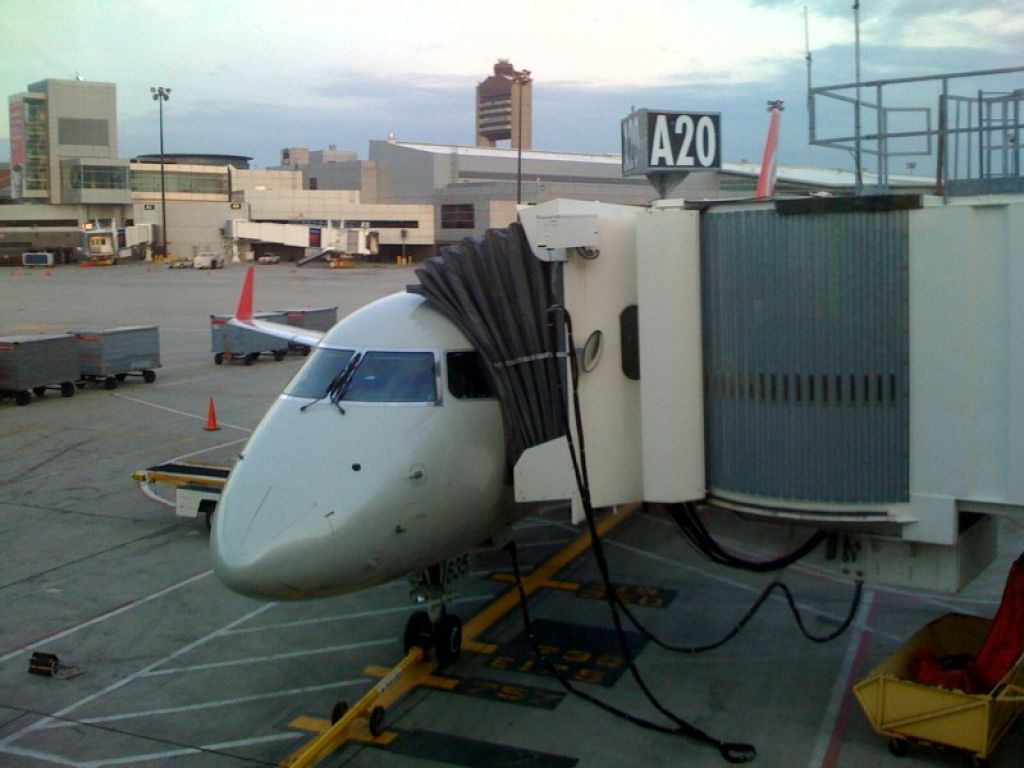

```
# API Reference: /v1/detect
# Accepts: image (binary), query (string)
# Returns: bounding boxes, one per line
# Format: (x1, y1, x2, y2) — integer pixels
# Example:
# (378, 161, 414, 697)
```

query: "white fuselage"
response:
(210, 292, 511, 599)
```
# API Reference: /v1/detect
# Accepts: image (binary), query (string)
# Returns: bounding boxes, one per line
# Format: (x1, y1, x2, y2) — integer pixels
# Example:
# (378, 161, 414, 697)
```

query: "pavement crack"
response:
(0, 524, 182, 592)
(0, 435, 99, 487)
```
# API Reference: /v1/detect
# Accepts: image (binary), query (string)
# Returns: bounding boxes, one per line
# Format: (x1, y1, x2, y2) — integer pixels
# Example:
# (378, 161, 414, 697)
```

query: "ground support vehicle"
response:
(210, 312, 291, 365)
(0, 333, 79, 405)
(132, 461, 229, 529)
(74, 326, 161, 390)
(854, 613, 1024, 767)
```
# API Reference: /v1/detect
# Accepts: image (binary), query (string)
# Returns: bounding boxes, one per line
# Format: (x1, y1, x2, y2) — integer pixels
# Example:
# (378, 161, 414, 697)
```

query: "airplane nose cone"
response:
(211, 484, 336, 599)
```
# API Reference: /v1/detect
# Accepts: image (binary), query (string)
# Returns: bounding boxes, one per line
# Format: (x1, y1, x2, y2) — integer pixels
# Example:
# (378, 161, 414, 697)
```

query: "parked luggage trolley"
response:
(278, 306, 337, 356)
(0, 333, 79, 405)
(210, 312, 290, 365)
(74, 325, 161, 389)
(854, 613, 1024, 767)
(209, 306, 335, 364)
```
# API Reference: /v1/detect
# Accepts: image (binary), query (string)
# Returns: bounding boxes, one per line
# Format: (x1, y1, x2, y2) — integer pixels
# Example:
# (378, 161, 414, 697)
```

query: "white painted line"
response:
(3, 603, 276, 742)
(45, 678, 372, 728)
(0, 744, 77, 767)
(142, 374, 223, 390)
(110, 393, 251, 432)
(171, 437, 247, 462)
(142, 638, 394, 676)
(139, 482, 175, 508)
(75, 732, 303, 767)
(222, 593, 493, 636)
(807, 588, 877, 768)
(0, 571, 213, 666)
(515, 536, 574, 550)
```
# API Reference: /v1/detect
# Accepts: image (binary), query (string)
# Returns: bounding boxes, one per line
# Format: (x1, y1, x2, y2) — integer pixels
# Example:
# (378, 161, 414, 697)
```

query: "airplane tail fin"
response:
(756, 100, 784, 199)
(235, 266, 255, 322)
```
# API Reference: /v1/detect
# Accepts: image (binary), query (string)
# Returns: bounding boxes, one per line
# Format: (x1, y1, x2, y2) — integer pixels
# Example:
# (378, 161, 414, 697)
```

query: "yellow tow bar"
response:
(282, 647, 432, 767)
(281, 505, 635, 767)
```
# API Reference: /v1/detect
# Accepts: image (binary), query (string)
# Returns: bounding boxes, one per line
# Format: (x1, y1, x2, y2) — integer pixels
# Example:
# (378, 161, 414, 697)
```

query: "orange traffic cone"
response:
(204, 397, 221, 431)
(43, 266, 52, 276)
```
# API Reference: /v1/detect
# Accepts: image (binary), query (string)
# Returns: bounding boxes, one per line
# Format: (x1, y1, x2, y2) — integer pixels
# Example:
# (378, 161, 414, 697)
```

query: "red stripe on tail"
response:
(756, 101, 783, 199)
(235, 266, 255, 322)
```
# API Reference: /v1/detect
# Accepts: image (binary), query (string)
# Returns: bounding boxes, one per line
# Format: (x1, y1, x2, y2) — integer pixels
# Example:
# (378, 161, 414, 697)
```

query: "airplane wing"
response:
(226, 266, 327, 349)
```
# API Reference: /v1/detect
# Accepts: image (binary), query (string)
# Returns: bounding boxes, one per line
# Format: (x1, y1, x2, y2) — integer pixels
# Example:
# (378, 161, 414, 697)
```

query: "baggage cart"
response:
(279, 306, 337, 332)
(74, 325, 161, 389)
(278, 306, 337, 355)
(0, 333, 80, 405)
(854, 612, 1024, 766)
(210, 312, 290, 365)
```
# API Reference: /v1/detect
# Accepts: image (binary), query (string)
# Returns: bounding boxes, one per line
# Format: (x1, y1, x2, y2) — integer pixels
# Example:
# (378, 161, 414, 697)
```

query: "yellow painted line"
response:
(464, 639, 499, 654)
(281, 647, 426, 767)
(460, 505, 635, 647)
(489, 573, 580, 592)
(280, 504, 636, 768)
(364, 664, 460, 691)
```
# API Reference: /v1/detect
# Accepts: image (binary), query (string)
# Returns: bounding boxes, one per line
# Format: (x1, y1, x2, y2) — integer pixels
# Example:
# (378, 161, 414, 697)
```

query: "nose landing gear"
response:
(403, 607, 463, 665)
(404, 554, 471, 665)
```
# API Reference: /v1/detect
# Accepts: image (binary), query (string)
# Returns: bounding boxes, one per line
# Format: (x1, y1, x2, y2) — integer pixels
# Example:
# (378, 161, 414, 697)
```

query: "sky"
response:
(2, 0, 1022, 173)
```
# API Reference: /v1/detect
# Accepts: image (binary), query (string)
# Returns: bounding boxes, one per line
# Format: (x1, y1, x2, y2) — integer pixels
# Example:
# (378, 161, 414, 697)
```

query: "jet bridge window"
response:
(447, 350, 495, 399)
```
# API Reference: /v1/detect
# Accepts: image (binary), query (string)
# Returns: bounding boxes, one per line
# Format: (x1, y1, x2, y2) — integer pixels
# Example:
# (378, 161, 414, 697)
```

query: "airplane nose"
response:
(211, 484, 336, 599)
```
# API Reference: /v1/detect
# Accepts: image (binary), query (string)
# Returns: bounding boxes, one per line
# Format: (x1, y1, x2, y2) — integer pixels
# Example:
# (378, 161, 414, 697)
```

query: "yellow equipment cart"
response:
(854, 613, 1024, 767)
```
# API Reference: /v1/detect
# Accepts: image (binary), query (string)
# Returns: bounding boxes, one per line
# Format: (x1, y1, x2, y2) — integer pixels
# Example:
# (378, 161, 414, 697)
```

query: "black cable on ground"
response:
(612, 577, 864, 654)
(536, 305, 756, 764)
(505, 541, 755, 764)
(668, 501, 828, 572)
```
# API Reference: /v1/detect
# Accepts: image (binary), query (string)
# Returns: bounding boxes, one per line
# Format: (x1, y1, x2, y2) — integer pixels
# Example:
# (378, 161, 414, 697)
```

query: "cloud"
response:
(3, 0, 1020, 178)
(753, 0, 1023, 53)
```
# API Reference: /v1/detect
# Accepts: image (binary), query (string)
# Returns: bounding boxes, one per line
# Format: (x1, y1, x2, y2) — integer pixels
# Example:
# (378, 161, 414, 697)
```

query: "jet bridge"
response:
(414, 194, 1024, 593)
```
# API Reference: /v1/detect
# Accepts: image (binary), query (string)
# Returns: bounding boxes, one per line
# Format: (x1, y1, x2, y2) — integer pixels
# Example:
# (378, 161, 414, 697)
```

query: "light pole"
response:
(150, 86, 171, 259)
(512, 69, 531, 205)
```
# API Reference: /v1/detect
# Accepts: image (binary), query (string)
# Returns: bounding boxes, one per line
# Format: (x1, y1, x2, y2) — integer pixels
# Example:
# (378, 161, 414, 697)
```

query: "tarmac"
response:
(1, 260, 1022, 768)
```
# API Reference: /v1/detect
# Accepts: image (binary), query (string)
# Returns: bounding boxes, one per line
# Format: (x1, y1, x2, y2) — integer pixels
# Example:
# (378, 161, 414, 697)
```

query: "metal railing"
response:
(808, 65, 1024, 195)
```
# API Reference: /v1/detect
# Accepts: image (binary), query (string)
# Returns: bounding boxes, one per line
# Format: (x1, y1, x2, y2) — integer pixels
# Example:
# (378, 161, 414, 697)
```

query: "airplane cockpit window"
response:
(285, 348, 355, 398)
(286, 349, 437, 403)
(446, 350, 495, 399)
(343, 351, 437, 402)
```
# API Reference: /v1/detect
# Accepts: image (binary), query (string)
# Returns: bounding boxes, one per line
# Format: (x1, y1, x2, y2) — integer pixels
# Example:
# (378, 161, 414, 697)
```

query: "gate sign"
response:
(621, 109, 721, 176)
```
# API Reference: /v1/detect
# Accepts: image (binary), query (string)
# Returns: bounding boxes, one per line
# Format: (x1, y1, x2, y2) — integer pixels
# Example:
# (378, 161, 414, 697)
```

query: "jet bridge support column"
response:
(515, 200, 706, 521)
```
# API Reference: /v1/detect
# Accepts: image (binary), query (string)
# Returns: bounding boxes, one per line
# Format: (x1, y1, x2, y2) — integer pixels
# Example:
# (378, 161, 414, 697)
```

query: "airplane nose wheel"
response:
(433, 612, 463, 666)
(403, 609, 463, 666)
(403, 610, 433, 654)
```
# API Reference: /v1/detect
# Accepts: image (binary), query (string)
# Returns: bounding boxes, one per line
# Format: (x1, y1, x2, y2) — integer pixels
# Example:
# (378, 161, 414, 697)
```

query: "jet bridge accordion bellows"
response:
(700, 206, 910, 505)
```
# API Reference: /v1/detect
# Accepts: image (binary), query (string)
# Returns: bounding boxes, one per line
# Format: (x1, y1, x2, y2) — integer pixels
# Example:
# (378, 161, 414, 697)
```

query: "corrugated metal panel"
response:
(701, 207, 909, 504)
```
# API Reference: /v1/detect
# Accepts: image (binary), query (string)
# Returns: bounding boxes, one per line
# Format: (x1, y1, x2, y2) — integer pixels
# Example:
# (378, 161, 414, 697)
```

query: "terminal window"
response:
(67, 165, 129, 190)
(58, 118, 109, 146)
(441, 204, 475, 230)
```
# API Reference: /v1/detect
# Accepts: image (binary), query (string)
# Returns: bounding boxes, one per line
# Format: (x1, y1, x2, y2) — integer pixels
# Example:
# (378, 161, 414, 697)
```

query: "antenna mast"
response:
(853, 1, 863, 192)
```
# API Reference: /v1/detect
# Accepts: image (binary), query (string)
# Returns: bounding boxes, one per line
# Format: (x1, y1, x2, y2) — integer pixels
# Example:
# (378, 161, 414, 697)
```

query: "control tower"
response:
(476, 59, 532, 150)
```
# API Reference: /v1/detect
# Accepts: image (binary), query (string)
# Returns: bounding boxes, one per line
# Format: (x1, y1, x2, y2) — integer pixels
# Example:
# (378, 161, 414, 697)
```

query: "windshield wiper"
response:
(328, 351, 364, 411)
(300, 352, 363, 414)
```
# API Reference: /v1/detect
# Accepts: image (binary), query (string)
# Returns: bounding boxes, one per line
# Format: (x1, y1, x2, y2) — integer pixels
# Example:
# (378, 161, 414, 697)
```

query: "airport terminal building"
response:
(1, 74, 912, 266)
